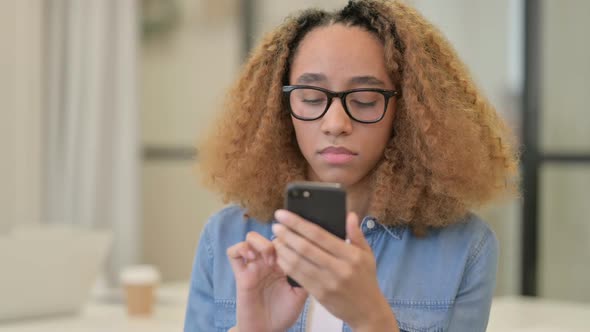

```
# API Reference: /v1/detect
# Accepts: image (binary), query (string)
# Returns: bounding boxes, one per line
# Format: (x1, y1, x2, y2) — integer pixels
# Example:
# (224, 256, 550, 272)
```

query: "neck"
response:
(345, 175, 373, 219)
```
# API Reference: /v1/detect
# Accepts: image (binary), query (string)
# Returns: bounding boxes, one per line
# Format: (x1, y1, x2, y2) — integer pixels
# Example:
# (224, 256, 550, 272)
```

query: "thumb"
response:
(346, 212, 370, 251)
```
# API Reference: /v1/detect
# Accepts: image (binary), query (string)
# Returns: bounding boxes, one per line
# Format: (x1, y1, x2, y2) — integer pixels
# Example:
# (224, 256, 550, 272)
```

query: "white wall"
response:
(140, 0, 237, 280)
(538, 0, 590, 302)
(0, 0, 42, 231)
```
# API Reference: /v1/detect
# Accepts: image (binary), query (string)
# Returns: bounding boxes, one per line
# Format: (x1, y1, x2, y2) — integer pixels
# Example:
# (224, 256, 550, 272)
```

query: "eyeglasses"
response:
(282, 85, 400, 124)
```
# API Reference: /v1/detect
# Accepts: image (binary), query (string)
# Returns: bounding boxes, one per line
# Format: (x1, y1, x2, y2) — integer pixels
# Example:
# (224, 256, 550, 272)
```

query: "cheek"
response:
(362, 118, 395, 158)
(292, 120, 316, 155)
(363, 128, 392, 158)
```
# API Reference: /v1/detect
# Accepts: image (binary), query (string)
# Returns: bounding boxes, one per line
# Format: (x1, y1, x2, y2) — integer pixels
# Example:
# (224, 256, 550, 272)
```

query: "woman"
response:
(185, 1, 518, 331)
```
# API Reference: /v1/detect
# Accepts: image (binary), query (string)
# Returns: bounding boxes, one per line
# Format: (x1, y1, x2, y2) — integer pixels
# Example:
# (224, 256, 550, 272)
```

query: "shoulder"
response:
(402, 213, 498, 272)
(202, 204, 248, 235)
(376, 213, 498, 310)
(201, 204, 273, 250)
(432, 212, 498, 269)
(436, 213, 496, 242)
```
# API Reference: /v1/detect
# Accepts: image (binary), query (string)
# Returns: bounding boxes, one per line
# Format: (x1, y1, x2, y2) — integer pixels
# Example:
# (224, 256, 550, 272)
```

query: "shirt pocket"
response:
(214, 300, 237, 331)
(389, 299, 452, 332)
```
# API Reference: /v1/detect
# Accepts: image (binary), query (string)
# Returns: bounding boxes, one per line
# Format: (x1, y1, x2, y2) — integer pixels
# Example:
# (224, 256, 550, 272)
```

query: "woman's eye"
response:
(351, 99, 377, 107)
(302, 98, 325, 105)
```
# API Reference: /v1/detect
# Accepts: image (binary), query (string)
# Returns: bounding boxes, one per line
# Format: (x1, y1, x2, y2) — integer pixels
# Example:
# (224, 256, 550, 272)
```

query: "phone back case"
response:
(285, 182, 346, 239)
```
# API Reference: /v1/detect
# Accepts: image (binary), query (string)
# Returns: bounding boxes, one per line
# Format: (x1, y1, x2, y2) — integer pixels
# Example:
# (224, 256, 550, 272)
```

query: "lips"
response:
(319, 146, 357, 164)
(320, 146, 355, 154)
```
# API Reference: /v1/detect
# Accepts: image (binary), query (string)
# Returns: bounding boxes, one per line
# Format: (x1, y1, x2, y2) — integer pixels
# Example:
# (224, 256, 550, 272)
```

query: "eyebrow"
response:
(295, 73, 327, 84)
(295, 73, 386, 86)
(350, 76, 386, 86)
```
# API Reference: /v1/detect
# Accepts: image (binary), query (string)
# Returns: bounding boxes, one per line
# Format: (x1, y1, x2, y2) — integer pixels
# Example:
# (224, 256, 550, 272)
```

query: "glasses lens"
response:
(289, 88, 328, 119)
(346, 91, 386, 122)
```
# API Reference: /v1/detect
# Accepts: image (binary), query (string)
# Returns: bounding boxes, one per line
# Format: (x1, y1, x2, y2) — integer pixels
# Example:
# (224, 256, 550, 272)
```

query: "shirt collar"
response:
(269, 215, 407, 241)
(361, 215, 406, 240)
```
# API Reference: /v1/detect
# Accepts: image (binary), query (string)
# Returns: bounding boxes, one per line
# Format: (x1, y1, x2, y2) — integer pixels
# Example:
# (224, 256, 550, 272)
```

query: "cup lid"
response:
(120, 264, 160, 285)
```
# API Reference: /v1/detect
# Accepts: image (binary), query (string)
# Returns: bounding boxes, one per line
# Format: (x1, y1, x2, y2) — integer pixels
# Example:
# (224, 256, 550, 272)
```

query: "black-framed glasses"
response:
(282, 85, 400, 124)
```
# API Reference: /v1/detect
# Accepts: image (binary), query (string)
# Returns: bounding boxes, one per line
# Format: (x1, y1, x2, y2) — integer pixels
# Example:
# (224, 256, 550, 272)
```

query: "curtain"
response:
(43, 0, 140, 284)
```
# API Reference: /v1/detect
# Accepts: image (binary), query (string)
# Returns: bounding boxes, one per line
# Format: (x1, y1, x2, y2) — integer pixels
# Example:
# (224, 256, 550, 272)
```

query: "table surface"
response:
(0, 284, 188, 332)
(487, 295, 590, 332)
(1, 283, 589, 332)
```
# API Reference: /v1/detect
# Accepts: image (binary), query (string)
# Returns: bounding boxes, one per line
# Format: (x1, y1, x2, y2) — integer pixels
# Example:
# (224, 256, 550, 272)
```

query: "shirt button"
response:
(366, 219, 376, 229)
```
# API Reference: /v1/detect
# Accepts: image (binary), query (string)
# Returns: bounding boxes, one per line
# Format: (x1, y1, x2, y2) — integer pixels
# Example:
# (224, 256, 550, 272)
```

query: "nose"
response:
(320, 98, 353, 137)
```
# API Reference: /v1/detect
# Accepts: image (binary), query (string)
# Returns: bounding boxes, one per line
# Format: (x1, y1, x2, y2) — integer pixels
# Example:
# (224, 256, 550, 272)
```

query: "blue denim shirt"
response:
(184, 205, 498, 332)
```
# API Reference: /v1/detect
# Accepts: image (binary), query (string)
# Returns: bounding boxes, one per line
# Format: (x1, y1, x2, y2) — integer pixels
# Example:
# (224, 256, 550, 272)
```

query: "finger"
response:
(245, 231, 275, 266)
(275, 254, 328, 301)
(274, 238, 325, 288)
(346, 212, 371, 251)
(272, 223, 338, 271)
(227, 242, 256, 260)
(274, 209, 347, 258)
(226, 242, 256, 273)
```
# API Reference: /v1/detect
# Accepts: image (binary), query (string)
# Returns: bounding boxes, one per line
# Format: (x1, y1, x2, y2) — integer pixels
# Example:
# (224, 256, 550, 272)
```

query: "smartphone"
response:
(284, 181, 347, 287)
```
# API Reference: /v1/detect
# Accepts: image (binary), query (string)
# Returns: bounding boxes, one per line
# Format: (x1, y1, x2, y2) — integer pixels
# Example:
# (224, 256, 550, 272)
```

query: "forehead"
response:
(289, 24, 391, 85)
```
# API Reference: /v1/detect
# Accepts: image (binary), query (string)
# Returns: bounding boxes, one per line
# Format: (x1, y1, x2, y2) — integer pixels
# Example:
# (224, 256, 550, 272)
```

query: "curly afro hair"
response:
(198, 0, 520, 235)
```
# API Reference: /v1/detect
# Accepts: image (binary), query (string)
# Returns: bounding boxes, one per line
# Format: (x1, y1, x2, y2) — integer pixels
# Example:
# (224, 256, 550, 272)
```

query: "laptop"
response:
(0, 224, 112, 321)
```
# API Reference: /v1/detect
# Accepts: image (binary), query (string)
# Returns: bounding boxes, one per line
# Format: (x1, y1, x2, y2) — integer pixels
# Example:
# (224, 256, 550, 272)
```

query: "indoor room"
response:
(1, 0, 589, 331)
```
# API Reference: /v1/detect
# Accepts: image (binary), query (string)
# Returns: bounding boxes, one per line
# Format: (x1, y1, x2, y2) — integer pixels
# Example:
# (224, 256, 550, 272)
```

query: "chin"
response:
(315, 171, 361, 188)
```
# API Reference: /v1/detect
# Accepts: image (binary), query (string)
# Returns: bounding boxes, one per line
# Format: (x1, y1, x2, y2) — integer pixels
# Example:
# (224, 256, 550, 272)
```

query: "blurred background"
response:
(1, 0, 589, 329)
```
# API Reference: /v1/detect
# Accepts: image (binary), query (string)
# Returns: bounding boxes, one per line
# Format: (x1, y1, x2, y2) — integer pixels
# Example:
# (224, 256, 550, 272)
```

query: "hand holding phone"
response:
(284, 182, 347, 287)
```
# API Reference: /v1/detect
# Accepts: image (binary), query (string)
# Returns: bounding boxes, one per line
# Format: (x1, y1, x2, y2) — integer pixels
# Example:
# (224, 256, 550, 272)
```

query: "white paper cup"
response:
(120, 265, 160, 316)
